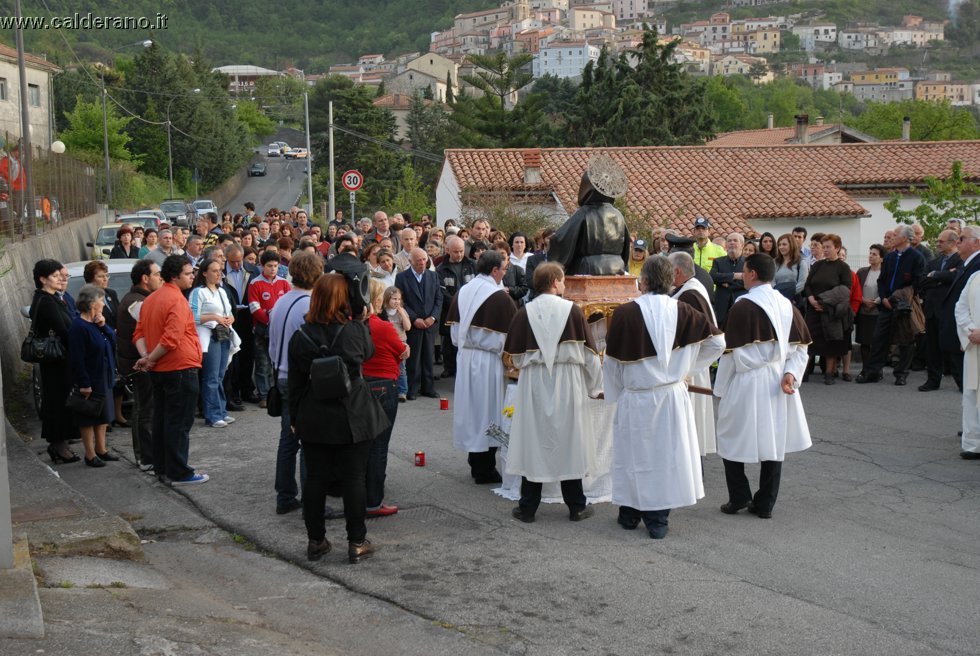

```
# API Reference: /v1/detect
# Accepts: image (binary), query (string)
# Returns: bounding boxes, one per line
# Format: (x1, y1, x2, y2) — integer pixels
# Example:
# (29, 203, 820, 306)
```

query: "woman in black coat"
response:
(84, 260, 127, 426)
(30, 259, 78, 463)
(67, 285, 117, 467)
(109, 225, 138, 259)
(493, 240, 528, 306)
(288, 274, 389, 564)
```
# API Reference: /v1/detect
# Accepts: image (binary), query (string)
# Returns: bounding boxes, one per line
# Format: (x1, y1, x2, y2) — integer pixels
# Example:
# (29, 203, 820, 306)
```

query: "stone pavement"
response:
(5, 365, 980, 655)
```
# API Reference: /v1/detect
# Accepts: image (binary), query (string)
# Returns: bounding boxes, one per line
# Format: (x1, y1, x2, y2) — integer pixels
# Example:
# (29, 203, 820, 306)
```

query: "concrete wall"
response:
(0, 211, 104, 389)
(211, 166, 249, 212)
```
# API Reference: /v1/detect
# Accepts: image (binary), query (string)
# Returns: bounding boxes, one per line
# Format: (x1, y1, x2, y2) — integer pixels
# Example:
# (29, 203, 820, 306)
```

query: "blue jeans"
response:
(201, 338, 230, 424)
(149, 368, 199, 481)
(397, 361, 408, 396)
(253, 333, 272, 398)
(365, 377, 398, 508)
(275, 378, 306, 506)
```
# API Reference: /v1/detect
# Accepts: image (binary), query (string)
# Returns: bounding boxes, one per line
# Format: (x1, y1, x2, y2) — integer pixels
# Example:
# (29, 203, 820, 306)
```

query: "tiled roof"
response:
(708, 125, 836, 146)
(444, 142, 980, 236)
(0, 43, 60, 72)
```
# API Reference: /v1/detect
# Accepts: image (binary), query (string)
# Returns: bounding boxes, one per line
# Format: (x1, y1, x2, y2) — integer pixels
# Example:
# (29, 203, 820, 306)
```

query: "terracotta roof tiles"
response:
(445, 142, 980, 237)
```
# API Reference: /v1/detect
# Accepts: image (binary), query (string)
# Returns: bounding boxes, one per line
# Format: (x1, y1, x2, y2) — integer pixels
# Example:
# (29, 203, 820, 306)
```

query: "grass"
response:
(231, 533, 257, 551)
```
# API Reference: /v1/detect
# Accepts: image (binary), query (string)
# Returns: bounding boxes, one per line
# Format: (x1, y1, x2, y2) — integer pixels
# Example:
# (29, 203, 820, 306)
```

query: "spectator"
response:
(918, 230, 961, 391)
(134, 254, 208, 486)
(243, 246, 258, 267)
(803, 234, 852, 384)
(425, 239, 444, 265)
(393, 227, 418, 271)
(116, 260, 161, 471)
(855, 244, 885, 380)
(469, 241, 489, 262)
(224, 243, 260, 405)
(493, 240, 528, 305)
(365, 211, 394, 248)
(268, 251, 322, 516)
(773, 233, 808, 304)
(759, 232, 777, 259)
(911, 223, 934, 261)
(709, 233, 746, 326)
(138, 229, 158, 258)
(792, 226, 812, 262)
(288, 274, 388, 563)
(110, 226, 138, 259)
(809, 232, 826, 265)
(396, 248, 443, 400)
(742, 240, 758, 258)
(83, 260, 126, 427)
(31, 259, 78, 464)
(190, 257, 237, 428)
(628, 239, 648, 276)
(692, 217, 725, 271)
(185, 235, 205, 268)
(144, 229, 180, 266)
(67, 285, 118, 467)
(840, 245, 863, 381)
(361, 242, 383, 270)
(382, 285, 411, 401)
(436, 236, 476, 379)
(248, 250, 291, 407)
(857, 225, 927, 385)
(363, 279, 409, 516)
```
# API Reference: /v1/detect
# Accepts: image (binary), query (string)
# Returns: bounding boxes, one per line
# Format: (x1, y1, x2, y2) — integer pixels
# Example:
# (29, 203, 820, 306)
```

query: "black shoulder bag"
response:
(22, 295, 66, 364)
(266, 295, 307, 417)
(298, 324, 352, 401)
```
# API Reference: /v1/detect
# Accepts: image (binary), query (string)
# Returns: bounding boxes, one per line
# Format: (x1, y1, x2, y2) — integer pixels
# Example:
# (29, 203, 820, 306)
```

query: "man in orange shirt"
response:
(134, 254, 209, 486)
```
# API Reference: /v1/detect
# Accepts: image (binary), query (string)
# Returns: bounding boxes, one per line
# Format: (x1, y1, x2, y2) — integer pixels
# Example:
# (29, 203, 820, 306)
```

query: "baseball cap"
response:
(633, 239, 648, 252)
(693, 216, 711, 229)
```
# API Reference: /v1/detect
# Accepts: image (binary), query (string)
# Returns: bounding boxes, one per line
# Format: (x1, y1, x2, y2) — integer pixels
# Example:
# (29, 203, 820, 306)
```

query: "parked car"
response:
(115, 213, 161, 231)
(86, 223, 126, 260)
(267, 143, 281, 157)
(22, 258, 140, 419)
(276, 141, 290, 154)
(248, 162, 267, 177)
(159, 199, 192, 226)
(284, 148, 308, 160)
(137, 208, 168, 225)
(192, 200, 218, 216)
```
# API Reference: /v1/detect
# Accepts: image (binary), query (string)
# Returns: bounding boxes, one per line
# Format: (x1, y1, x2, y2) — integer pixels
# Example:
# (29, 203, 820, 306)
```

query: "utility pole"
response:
(14, 0, 34, 235)
(100, 71, 111, 221)
(328, 101, 335, 223)
(304, 92, 313, 217)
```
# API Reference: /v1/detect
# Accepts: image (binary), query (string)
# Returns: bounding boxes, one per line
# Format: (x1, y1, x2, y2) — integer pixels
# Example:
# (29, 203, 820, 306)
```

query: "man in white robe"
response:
(447, 251, 518, 483)
(953, 230, 980, 460)
(715, 254, 812, 519)
(669, 251, 718, 456)
(604, 256, 725, 539)
(504, 262, 603, 523)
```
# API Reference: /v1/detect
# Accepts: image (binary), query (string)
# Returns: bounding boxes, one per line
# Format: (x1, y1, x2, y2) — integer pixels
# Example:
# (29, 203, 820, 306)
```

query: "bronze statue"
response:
(547, 154, 631, 276)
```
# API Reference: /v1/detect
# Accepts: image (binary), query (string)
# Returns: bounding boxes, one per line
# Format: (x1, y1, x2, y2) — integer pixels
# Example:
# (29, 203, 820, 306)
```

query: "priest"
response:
(715, 253, 812, 520)
(504, 262, 603, 523)
(447, 251, 518, 484)
(668, 251, 719, 456)
(604, 256, 725, 539)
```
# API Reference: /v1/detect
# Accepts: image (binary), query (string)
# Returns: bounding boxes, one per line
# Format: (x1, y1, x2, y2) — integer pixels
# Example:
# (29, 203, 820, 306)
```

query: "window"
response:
(0, 77, 6, 101)
(28, 83, 40, 107)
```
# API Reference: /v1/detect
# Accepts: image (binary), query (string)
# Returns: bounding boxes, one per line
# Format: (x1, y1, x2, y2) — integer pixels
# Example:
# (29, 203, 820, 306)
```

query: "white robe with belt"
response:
(604, 295, 725, 510)
(672, 277, 718, 456)
(714, 284, 811, 463)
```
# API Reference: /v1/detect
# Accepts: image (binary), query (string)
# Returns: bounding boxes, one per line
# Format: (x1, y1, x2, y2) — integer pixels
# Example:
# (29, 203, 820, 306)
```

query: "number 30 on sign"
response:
(342, 170, 363, 192)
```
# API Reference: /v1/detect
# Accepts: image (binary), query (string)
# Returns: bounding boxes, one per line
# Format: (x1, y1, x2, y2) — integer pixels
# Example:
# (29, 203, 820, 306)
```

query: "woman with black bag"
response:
(67, 284, 117, 467)
(288, 274, 390, 564)
(30, 259, 78, 463)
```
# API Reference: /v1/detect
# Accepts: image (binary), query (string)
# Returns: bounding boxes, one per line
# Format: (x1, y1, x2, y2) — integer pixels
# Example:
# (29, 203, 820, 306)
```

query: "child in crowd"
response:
(382, 286, 411, 402)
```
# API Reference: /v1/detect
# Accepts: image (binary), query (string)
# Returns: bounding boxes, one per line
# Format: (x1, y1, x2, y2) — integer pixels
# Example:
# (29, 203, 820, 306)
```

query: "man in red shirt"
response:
(248, 250, 291, 406)
(134, 254, 208, 486)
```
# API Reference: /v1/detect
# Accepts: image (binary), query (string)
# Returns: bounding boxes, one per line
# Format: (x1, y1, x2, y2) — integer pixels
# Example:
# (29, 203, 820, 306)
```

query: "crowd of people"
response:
(25, 201, 979, 562)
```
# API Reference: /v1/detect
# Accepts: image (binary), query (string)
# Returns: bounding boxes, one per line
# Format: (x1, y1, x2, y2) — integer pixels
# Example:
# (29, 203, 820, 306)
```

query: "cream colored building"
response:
(0, 43, 60, 150)
(404, 52, 459, 91)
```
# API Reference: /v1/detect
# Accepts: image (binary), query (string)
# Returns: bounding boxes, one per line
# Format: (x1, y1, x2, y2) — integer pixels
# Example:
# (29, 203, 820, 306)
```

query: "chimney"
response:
(902, 116, 911, 141)
(815, 115, 824, 126)
(523, 148, 542, 185)
(795, 114, 809, 144)
(767, 113, 774, 129)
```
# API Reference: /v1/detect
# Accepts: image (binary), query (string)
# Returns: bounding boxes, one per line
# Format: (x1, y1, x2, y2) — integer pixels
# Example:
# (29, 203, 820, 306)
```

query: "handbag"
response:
(298, 324, 351, 401)
(212, 324, 232, 342)
(66, 388, 105, 417)
(267, 295, 308, 418)
(21, 328, 65, 363)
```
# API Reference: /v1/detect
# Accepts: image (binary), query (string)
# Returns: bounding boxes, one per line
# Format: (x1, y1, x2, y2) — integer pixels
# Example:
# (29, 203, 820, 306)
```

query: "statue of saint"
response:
(547, 154, 631, 276)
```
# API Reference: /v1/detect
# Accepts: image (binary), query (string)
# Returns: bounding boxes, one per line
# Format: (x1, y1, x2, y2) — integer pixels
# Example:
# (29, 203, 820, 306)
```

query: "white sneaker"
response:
(209, 420, 228, 428)
(223, 415, 236, 424)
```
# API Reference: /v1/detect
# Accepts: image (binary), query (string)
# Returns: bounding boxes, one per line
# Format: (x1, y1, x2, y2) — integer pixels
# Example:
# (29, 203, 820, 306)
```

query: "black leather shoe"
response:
(720, 500, 749, 514)
(227, 401, 245, 411)
(244, 394, 261, 404)
(894, 376, 908, 386)
(96, 451, 120, 462)
(918, 383, 940, 391)
(511, 507, 535, 523)
(348, 540, 377, 564)
(960, 451, 980, 460)
(276, 499, 302, 515)
(420, 391, 440, 399)
(855, 373, 881, 384)
(84, 456, 106, 468)
(617, 514, 640, 530)
(405, 395, 417, 401)
(307, 539, 331, 561)
(746, 502, 772, 519)
(473, 471, 503, 484)
(569, 507, 594, 522)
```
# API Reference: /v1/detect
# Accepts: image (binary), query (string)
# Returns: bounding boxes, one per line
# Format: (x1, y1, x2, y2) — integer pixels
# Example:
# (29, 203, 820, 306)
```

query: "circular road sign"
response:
(342, 170, 363, 192)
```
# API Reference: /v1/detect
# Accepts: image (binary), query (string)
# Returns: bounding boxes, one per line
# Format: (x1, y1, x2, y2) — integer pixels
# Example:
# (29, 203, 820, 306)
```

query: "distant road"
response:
(223, 127, 309, 216)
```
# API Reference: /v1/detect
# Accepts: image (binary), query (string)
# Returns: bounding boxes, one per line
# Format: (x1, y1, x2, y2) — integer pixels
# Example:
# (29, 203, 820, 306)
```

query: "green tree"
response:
(451, 52, 539, 148)
(703, 76, 749, 133)
(848, 99, 980, 141)
(128, 100, 169, 179)
(885, 161, 980, 242)
(59, 96, 136, 162)
(386, 162, 433, 217)
(235, 100, 277, 141)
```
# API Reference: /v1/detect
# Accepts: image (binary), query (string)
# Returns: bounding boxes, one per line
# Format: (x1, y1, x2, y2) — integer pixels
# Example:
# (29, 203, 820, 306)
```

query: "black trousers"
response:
(149, 368, 199, 481)
(866, 308, 913, 379)
(925, 315, 961, 388)
(406, 327, 436, 396)
(302, 440, 371, 544)
(467, 447, 498, 479)
(519, 477, 586, 515)
(440, 332, 458, 375)
(228, 309, 255, 401)
(940, 348, 964, 391)
(129, 370, 154, 465)
(723, 458, 782, 513)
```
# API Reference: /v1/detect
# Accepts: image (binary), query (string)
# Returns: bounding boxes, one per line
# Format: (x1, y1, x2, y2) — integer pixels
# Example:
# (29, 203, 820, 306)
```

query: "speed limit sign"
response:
(342, 170, 363, 192)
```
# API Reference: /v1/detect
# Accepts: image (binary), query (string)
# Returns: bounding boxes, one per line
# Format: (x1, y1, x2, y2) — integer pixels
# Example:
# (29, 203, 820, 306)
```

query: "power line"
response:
(331, 124, 444, 163)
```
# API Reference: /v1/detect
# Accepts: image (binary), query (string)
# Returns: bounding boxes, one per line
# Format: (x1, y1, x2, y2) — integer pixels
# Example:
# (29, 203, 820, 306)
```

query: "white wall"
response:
(435, 161, 462, 227)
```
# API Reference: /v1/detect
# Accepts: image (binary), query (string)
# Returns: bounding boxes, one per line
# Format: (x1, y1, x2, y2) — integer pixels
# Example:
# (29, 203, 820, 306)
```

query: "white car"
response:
(192, 200, 218, 216)
(267, 143, 281, 157)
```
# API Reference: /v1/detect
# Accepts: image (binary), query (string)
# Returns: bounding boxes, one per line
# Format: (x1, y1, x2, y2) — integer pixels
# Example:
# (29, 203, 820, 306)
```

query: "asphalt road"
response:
(31, 364, 980, 655)
(224, 128, 310, 216)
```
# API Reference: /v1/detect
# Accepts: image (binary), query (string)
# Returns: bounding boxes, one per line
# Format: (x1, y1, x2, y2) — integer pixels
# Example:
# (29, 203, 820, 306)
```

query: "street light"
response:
(166, 88, 200, 198)
(100, 39, 152, 219)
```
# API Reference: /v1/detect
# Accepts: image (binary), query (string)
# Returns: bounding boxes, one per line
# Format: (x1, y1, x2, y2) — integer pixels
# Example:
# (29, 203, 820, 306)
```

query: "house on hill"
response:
(436, 141, 980, 266)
